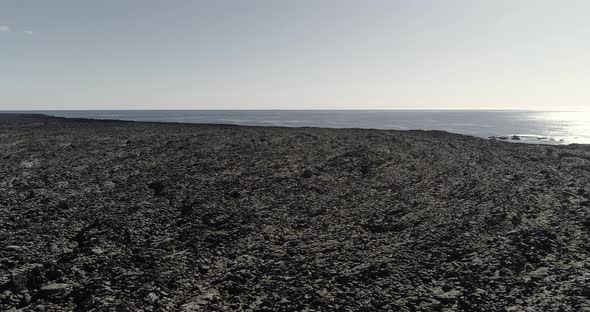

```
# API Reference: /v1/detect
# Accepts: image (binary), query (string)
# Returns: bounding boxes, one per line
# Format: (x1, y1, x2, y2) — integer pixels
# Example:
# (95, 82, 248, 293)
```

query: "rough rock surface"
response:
(1, 114, 589, 311)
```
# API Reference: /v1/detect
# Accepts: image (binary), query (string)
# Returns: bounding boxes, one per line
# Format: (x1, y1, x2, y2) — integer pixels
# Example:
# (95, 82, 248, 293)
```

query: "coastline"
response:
(1, 114, 589, 310)
(1, 112, 587, 147)
(4, 110, 587, 145)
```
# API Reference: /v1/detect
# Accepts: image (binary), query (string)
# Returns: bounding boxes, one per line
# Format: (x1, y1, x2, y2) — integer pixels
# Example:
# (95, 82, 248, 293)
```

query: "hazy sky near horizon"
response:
(1, 0, 589, 110)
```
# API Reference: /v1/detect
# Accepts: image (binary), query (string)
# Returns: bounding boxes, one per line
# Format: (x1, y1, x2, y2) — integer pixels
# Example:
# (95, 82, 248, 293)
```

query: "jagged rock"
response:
(38, 283, 72, 303)
(146, 292, 159, 304)
(5, 246, 24, 252)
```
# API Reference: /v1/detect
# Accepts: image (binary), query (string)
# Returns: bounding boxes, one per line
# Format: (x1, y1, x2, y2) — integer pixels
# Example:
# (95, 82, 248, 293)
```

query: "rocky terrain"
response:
(1, 114, 589, 311)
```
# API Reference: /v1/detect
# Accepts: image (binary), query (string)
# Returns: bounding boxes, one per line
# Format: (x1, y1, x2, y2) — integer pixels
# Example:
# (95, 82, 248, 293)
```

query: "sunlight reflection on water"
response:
(530, 111, 590, 144)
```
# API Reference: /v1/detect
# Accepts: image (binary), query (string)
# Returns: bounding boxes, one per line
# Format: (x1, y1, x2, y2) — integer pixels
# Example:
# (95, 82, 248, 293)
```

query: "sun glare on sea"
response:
(533, 110, 590, 144)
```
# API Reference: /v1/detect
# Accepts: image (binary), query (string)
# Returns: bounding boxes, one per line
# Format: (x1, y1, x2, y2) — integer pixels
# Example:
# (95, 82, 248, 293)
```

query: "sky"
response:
(1, 0, 589, 110)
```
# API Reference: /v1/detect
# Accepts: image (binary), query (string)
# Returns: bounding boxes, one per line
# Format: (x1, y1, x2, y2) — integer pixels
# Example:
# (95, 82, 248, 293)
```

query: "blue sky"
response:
(1, 0, 589, 110)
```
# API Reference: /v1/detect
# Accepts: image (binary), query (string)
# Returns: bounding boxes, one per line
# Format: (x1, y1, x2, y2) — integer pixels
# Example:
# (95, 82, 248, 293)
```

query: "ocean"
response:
(7, 110, 590, 145)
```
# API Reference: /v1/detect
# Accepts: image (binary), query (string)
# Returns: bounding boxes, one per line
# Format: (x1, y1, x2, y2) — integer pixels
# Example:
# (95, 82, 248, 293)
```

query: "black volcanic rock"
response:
(0, 114, 589, 311)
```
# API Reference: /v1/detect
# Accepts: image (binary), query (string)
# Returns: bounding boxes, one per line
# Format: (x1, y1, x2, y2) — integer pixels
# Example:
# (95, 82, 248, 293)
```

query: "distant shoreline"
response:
(1, 112, 585, 146)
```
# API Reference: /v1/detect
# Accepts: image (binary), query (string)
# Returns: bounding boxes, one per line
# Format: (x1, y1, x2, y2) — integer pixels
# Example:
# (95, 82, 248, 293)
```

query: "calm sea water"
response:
(10, 110, 590, 145)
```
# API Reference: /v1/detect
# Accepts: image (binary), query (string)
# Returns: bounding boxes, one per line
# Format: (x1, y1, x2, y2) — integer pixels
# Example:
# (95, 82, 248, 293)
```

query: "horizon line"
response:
(1, 108, 586, 112)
